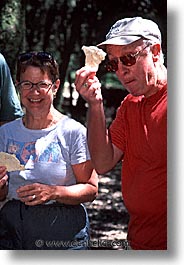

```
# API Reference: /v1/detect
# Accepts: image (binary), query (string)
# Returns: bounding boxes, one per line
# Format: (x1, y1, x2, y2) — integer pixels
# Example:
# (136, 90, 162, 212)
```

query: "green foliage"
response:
(0, 0, 25, 78)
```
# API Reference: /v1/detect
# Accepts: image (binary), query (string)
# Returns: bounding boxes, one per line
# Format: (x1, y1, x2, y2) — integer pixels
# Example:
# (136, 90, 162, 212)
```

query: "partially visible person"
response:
(0, 51, 98, 250)
(75, 17, 167, 250)
(0, 53, 23, 125)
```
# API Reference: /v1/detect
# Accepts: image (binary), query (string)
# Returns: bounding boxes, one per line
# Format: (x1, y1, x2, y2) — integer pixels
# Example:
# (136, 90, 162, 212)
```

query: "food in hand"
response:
(82, 45, 106, 71)
(0, 152, 25, 172)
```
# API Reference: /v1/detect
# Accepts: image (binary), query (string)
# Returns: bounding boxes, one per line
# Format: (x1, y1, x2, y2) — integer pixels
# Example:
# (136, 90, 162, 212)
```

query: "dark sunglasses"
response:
(18, 51, 54, 63)
(105, 45, 150, 72)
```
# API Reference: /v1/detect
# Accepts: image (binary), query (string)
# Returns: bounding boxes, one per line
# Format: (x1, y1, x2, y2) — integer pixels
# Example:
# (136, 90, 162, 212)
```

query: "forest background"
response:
(0, 0, 167, 249)
(0, 0, 167, 119)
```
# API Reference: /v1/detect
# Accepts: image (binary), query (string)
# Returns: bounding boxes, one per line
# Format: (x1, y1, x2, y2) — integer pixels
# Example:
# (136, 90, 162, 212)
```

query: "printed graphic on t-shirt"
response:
(7, 139, 62, 165)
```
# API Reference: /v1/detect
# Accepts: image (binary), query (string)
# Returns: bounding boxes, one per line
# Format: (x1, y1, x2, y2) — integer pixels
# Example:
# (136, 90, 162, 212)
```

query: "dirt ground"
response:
(85, 162, 130, 250)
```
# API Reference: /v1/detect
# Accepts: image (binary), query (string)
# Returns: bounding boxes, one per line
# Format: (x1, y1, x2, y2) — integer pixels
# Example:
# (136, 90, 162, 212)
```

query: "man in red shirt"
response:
(75, 17, 167, 250)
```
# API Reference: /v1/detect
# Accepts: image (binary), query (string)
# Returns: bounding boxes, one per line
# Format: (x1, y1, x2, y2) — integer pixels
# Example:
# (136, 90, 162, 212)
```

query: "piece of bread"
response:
(0, 152, 25, 172)
(82, 45, 106, 71)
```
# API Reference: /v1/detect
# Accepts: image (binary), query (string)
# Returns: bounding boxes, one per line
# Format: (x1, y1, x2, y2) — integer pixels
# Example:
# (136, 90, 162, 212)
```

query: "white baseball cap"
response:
(97, 17, 161, 48)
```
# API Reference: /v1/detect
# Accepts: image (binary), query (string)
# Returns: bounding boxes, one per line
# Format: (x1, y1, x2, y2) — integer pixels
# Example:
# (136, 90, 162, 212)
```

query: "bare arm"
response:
(87, 101, 123, 173)
(75, 67, 123, 174)
(0, 166, 8, 201)
(53, 160, 98, 204)
(17, 160, 98, 206)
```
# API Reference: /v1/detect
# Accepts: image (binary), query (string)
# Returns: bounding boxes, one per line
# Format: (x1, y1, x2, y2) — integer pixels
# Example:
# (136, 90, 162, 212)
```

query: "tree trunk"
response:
(0, 0, 26, 81)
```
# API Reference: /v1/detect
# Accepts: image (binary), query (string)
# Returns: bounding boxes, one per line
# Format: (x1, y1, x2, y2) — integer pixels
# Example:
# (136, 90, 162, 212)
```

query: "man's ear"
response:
(151, 43, 161, 62)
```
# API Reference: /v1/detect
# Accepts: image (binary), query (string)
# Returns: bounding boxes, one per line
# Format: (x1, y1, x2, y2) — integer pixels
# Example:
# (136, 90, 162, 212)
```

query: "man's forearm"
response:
(87, 103, 115, 174)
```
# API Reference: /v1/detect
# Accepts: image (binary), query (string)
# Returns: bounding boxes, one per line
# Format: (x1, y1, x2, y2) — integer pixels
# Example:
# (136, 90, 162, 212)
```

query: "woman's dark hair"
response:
(16, 51, 59, 82)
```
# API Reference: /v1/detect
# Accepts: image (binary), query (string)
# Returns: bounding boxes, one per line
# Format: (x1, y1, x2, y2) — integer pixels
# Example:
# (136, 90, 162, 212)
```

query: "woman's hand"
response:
(0, 166, 8, 200)
(75, 67, 103, 105)
(16, 183, 54, 206)
(17, 160, 98, 206)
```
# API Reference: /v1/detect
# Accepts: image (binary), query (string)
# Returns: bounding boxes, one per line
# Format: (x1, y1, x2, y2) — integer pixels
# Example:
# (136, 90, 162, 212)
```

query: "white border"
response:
(1, 0, 183, 264)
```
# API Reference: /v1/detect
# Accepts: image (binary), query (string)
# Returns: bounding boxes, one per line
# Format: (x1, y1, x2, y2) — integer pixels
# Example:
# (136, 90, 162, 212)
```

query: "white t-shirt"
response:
(0, 116, 90, 200)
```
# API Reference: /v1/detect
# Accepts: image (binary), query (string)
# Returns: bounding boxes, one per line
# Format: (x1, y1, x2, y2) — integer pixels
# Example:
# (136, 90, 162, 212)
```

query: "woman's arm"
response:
(17, 160, 98, 206)
(0, 166, 8, 201)
(53, 160, 98, 204)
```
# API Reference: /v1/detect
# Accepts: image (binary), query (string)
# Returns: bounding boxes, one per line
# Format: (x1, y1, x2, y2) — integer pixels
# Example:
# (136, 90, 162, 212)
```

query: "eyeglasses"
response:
(105, 45, 150, 72)
(17, 80, 53, 91)
(18, 51, 54, 64)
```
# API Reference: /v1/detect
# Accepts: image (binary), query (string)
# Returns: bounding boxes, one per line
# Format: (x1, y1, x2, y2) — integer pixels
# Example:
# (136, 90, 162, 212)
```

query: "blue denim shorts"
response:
(0, 200, 89, 250)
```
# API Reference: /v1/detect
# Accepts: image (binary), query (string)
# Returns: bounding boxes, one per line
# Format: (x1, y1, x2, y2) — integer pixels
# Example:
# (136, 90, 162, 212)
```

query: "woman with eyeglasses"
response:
(75, 17, 167, 250)
(0, 51, 98, 250)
